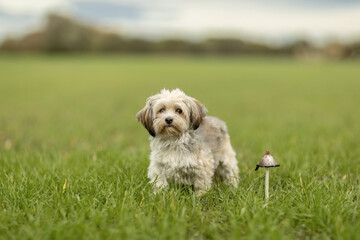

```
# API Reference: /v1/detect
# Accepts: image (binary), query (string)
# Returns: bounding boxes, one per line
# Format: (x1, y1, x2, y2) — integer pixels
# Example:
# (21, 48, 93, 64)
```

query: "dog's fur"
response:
(136, 89, 239, 196)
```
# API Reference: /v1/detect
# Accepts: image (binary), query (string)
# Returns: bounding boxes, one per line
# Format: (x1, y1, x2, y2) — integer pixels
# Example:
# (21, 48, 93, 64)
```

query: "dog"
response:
(136, 89, 239, 196)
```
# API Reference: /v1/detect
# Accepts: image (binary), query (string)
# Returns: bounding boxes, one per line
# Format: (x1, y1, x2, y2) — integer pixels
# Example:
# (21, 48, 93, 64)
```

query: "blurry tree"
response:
(125, 39, 154, 53)
(0, 38, 20, 51)
(204, 38, 269, 55)
(97, 33, 125, 52)
(44, 14, 103, 52)
(323, 42, 346, 59)
(344, 41, 360, 58)
(291, 40, 314, 58)
(156, 39, 194, 53)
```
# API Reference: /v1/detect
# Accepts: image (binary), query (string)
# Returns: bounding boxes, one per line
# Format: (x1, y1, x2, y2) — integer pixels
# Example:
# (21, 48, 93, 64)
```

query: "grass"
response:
(0, 54, 359, 239)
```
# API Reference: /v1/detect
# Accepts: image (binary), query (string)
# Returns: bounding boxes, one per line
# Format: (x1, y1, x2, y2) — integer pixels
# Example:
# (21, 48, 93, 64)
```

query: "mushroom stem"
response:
(265, 168, 269, 200)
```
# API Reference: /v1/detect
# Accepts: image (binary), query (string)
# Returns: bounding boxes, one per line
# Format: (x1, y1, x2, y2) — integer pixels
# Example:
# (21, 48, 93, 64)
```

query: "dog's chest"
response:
(151, 144, 200, 184)
(154, 146, 198, 167)
(149, 133, 213, 184)
(163, 151, 198, 184)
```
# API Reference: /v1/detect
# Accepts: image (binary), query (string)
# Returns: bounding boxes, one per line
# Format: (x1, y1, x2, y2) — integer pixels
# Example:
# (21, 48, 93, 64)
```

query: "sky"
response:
(1, 0, 360, 45)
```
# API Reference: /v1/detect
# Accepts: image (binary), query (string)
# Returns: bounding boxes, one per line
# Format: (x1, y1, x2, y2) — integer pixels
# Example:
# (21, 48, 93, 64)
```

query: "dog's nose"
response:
(165, 117, 173, 125)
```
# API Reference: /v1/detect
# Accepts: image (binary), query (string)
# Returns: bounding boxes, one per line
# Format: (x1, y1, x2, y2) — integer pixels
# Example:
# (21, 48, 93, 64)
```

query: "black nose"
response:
(165, 117, 173, 125)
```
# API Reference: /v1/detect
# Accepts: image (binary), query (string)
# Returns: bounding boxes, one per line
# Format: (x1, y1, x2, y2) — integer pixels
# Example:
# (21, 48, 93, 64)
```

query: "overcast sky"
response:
(1, 0, 360, 45)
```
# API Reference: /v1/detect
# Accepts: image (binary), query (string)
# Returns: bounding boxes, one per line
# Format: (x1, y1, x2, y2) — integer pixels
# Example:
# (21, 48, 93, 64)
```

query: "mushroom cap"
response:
(255, 150, 280, 170)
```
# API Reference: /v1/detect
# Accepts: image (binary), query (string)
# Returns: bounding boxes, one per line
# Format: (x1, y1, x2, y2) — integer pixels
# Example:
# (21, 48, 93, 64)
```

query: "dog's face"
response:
(136, 89, 207, 137)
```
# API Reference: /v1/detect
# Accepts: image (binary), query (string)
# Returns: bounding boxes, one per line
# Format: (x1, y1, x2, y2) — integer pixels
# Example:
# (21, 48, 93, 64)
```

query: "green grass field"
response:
(0, 55, 359, 239)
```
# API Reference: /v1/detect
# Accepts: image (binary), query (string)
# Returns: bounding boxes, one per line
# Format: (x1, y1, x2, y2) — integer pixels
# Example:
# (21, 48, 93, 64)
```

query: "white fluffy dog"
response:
(136, 89, 239, 196)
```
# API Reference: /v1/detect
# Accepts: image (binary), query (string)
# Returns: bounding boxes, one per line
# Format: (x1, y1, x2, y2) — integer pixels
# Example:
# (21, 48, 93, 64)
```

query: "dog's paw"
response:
(195, 189, 206, 197)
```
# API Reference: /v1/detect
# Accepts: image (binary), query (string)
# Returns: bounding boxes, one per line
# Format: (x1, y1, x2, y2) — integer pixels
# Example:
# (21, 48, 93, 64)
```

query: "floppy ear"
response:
(186, 97, 207, 130)
(136, 101, 156, 137)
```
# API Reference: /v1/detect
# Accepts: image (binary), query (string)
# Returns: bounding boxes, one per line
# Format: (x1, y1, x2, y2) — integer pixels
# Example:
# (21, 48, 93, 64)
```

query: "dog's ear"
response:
(136, 99, 156, 137)
(186, 97, 207, 130)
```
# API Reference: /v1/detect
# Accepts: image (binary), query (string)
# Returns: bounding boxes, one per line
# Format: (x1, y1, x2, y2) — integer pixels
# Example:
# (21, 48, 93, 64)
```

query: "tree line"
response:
(1, 14, 359, 59)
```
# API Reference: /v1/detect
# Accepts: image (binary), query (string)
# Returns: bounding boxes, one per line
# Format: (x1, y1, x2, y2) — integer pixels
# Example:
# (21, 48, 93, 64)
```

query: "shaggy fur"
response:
(136, 89, 239, 196)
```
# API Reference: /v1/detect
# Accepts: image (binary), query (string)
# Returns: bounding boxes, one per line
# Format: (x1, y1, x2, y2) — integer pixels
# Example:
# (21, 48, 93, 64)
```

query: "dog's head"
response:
(136, 89, 207, 137)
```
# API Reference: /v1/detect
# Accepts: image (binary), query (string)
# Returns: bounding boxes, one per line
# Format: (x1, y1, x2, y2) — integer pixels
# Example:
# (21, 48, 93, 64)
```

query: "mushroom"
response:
(255, 150, 280, 199)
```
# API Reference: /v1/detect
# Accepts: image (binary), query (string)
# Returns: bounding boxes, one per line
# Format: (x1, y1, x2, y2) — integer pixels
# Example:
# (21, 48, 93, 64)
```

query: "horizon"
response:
(1, 0, 360, 46)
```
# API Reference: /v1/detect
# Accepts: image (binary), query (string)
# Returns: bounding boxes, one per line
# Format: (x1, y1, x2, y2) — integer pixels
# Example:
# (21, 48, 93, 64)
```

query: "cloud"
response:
(71, 1, 145, 20)
(0, 0, 70, 15)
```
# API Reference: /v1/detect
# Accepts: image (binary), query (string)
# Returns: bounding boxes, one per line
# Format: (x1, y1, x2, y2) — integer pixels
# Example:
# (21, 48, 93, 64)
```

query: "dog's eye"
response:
(159, 108, 165, 113)
(176, 108, 183, 114)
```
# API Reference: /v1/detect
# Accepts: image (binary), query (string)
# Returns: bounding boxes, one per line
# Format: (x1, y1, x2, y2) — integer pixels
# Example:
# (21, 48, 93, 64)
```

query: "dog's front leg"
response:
(152, 175, 168, 194)
(193, 174, 212, 197)
(148, 163, 168, 194)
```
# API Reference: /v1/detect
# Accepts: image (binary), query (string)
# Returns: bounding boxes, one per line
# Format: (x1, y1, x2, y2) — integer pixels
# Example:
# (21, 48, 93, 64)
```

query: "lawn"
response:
(0, 55, 359, 239)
